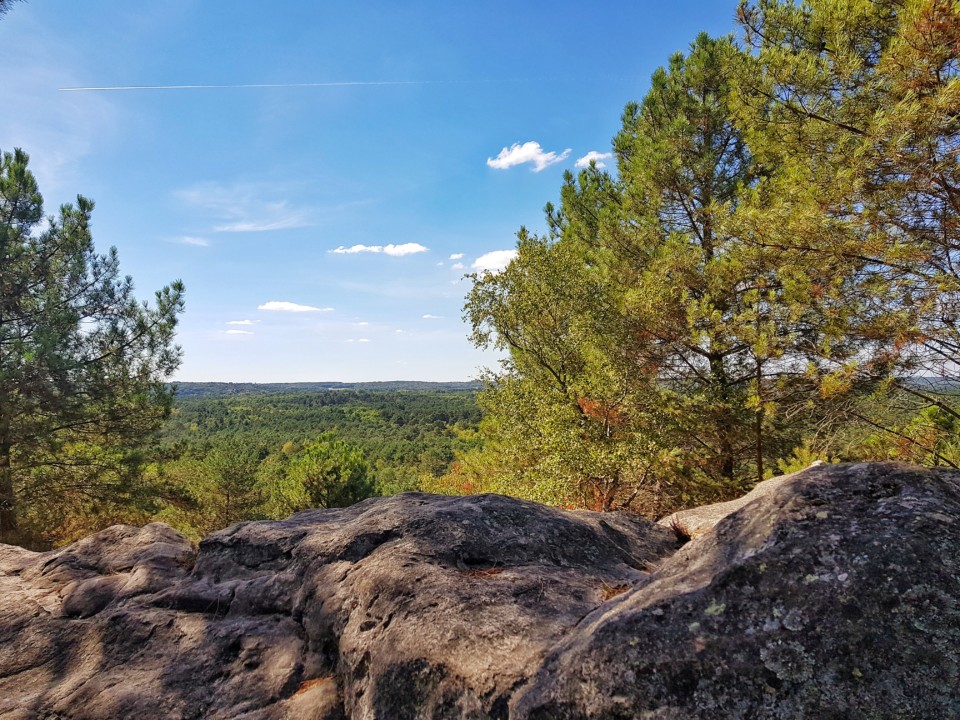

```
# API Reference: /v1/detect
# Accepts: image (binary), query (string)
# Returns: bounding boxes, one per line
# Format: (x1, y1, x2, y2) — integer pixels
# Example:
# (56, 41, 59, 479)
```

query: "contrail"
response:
(59, 79, 472, 92)
(57, 76, 621, 92)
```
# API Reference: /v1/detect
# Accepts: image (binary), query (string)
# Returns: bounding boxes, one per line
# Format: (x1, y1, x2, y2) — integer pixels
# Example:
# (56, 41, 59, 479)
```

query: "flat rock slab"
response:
(1, 462, 958, 719)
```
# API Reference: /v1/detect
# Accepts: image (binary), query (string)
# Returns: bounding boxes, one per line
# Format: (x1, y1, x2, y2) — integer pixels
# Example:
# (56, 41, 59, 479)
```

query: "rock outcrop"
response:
(1, 462, 958, 719)
(656, 460, 828, 539)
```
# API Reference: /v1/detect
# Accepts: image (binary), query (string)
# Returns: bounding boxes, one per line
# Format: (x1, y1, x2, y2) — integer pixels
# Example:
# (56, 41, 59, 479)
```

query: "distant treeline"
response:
(172, 381, 482, 398)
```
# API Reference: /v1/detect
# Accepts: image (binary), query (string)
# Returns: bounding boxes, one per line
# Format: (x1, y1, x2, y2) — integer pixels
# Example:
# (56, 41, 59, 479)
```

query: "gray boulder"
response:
(0, 462, 957, 719)
(512, 462, 960, 719)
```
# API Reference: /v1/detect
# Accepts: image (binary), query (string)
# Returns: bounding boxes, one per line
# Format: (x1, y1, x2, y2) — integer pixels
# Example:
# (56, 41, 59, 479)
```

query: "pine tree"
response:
(288, 433, 376, 509)
(735, 0, 960, 465)
(0, 149, 184, 543)
(0, 1, 23, 17)
(467, 35, 806, 509)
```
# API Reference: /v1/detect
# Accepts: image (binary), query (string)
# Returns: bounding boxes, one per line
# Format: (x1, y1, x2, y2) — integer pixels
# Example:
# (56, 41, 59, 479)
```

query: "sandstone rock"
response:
(0, 492, 678, 719)
(0, 462, 957, 719)
(656, 461, 826, 539)
(512, 462, 960, 719)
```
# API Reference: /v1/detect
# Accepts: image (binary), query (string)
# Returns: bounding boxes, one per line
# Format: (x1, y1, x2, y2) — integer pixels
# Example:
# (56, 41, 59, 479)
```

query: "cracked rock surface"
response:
(1, 462, 958, 719)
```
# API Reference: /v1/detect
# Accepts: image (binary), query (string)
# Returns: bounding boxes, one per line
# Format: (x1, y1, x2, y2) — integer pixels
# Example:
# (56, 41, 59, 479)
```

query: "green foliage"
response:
(463, 2, 960, 512)
(287, 433, 375, 509)
(465, 35, 819, 512)
(0, 149, 184, 546)
(198, 440, 264, 532)
(134, 389, 478, 539)
(735, 0, 960, 466)
(8, 0, 957, 543)
(158, 389, 479, 476)
(775, 440, 838, 477)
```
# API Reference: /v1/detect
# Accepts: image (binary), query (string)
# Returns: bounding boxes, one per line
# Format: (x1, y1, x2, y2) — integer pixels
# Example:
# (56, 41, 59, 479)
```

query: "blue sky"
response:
(1, 1, 738, 382)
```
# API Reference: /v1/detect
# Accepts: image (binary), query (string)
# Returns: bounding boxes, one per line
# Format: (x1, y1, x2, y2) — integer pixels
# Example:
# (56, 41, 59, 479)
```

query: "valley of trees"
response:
(1, 0, 957, 547)
(146, 387, 480, 540)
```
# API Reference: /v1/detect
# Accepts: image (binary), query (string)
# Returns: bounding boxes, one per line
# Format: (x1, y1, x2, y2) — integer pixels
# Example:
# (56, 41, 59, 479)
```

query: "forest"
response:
(1, 0, 957, 548)
(143, 386, 481, 541)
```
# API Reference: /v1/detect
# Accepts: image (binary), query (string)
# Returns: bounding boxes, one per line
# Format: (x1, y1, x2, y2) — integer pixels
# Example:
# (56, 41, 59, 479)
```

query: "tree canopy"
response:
(0, 148, 185, 544)
(458, 0, 960, 512)
(735, 0, 960, 465)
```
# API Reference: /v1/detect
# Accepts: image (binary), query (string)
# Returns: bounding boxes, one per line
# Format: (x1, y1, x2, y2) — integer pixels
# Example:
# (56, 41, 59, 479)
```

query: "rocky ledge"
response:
(1, 462, 958, 719)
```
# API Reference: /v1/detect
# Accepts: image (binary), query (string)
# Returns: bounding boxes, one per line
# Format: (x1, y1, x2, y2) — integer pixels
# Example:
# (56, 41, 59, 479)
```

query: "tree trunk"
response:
(755, 360, 765, 485)
(0, 432, 16, 538)
(708, 353, 736, 484)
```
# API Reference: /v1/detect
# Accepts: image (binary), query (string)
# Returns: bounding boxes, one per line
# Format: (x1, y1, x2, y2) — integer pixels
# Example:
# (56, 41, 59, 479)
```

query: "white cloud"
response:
(422, 314, 444, 319)
(451, 262, 464, 270)
(384, 243, 428, 256)
(357, 338, 371, 343)
(331, 244, 379, 254)
(174, 235, 209, 247)
(354, 321, 370, 327)
(225, 329, 254, 335)
(330, 242, 428, 256)
(449, 253, 464, 260)
(472, 249, 518, 274)
(436, 261, 444, 266)
(395, 329, 405, 333)
(257, 301, 333, 313)
(226, 319, 254, 326)
(487, 141, 571, 172)
(575, 151, 613, 169)
(177, 182, 310, 233)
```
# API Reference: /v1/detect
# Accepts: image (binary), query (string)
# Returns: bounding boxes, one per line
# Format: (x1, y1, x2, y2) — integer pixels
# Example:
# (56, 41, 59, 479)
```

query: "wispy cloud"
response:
(330, 242, 428, 256)
(449, 253, 464, 260)
(225, 329, 254, 335)
(422, 314, 444, 319)
(226, 319, 255, 325)
(177, 182, 311, 233)
(215, 217, 306, 233)
(451, 262, 464, 270)
(258, 301, 333, 313)
(346, 338, 372, 343)
(0, 19, 118, 194)
(487, 141, 571, 172)
(575, 150, 613, 169)
(473, 249, 517, 274)
(174, 235, 210, 247)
